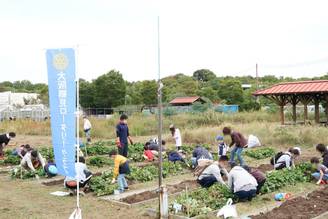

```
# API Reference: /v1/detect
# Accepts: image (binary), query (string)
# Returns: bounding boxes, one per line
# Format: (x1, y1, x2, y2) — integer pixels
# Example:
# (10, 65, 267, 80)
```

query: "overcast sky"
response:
(1, 0, 328, 83)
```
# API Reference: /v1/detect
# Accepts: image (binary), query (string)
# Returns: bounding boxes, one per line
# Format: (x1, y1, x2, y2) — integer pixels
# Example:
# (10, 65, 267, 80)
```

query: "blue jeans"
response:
(312, 172, 328, 180)
(191, 157, 197, 167)
(229, 146, 245, 166)
(118, 174, 128, 192)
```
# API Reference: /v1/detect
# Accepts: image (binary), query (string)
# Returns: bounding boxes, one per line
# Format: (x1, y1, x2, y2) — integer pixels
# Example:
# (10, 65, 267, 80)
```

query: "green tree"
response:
(239, 88, 260, 111)
(197, 86, 219, 102)
(218, 79, 243, 105)
(193, 69, 216, 82)
(38, 87, 49, 105)
(140, 80, 157, 105)
(79, 79, 95, 108)
(93, 70, 126, 107)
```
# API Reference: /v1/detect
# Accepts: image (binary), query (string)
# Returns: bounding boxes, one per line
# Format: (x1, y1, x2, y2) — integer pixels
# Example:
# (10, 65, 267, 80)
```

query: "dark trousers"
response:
(275, 163, 287, 170)
(0, 144, 4, 156)
(257, 179, 266, 194)
(118, 143, 128, 157)
(197, 175, 217, 188)
(235, 189, 257, 201)
(65, 173, 92, 189)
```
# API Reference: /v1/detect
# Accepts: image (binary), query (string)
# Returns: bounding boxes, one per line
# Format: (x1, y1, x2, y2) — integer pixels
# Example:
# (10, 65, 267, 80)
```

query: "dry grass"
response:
(0, 111, 326, 150)
(182, 122, 328, 149)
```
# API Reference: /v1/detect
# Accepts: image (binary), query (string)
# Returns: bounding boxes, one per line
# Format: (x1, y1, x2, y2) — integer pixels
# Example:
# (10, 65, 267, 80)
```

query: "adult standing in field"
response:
(316, 144, 328, 167)
(169, 124, 182, 151)
(83, 116, 92, 144)
(0, 132, 16, 159)
(116, 114, 133, 157)
(222, 127, 247, 166)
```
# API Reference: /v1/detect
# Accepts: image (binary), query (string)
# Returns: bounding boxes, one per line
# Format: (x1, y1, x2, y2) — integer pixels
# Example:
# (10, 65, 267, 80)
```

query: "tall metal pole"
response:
(256, 63, 259, 90)
(75, 46, 80, 210)
(157, 16, 168, 219)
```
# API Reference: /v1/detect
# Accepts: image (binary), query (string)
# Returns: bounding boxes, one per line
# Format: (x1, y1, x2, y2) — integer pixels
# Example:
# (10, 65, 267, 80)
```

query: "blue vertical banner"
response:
(46, 48, 76, 177)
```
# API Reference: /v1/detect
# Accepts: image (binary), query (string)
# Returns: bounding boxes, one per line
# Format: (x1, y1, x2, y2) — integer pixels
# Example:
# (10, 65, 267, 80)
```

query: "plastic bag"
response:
(217, 199, 238, 218)
(247, 135, 261, 148)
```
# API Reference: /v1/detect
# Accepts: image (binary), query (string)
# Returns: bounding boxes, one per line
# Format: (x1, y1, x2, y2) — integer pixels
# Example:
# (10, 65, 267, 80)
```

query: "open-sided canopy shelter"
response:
(253, 80, 328, 125)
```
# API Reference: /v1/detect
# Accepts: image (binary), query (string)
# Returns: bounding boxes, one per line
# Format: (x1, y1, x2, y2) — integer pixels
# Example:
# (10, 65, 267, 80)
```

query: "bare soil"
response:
(121, 180, 198, 204)
(252, 186, 328, 219)
(255, 164, 273, 173)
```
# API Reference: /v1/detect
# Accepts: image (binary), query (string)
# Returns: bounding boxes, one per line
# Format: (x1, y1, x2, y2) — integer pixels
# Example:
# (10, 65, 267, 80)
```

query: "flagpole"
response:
(75, 45, 80, 210)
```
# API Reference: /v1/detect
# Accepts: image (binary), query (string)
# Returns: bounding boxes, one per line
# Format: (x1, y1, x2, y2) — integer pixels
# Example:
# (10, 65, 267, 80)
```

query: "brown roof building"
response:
(253, 80, 328, 125)
(169, 96, 206, 106)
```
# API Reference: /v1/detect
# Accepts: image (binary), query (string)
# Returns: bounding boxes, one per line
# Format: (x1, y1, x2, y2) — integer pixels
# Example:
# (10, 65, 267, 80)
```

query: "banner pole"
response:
(75, 46, 80, 209)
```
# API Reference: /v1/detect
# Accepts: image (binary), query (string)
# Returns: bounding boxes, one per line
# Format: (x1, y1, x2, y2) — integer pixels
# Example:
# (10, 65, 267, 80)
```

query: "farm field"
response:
(0, 112, 327, 219)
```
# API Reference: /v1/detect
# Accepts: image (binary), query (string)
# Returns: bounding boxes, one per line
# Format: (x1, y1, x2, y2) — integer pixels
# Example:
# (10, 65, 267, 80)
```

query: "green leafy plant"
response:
(3, 155, 21, 165)
(89, 171, 118, 196)
(171, 184, 234, 217)
(261, 162, 314, 193)
(87, 156, 113, 167)
(245, 147, 275, 160)
(11, 167, 46, 179)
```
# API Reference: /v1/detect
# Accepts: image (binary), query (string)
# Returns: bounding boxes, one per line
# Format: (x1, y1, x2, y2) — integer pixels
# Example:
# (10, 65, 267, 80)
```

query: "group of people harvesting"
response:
(190, 127, 328, 201)
(1, 132, 58, 178)
(2, 113, 328, 199)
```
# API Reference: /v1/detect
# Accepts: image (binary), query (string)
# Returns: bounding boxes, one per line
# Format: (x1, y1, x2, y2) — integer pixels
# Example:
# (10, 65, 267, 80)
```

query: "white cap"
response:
(293, 146, 301, 155)
(169, 124, 175, 129)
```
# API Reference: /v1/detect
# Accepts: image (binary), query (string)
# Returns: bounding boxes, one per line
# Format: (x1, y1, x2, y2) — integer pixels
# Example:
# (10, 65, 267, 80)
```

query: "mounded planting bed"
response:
(121, 180, 198, 205)
(252, 186, 328, 219)
(90, 161, 190, 196)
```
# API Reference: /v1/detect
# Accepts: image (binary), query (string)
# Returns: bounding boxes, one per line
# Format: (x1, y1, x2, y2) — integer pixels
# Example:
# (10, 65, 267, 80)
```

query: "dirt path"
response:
(251, 186, 328, 219)
(0, 174, 151, 219)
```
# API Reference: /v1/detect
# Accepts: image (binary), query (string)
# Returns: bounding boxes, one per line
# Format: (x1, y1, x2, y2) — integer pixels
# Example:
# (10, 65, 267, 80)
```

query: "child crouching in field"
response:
(110, 149, 130, 193)
(216, 135, 228, 158)
(143, 144, 155, 161)
(310, 157, 328, 185)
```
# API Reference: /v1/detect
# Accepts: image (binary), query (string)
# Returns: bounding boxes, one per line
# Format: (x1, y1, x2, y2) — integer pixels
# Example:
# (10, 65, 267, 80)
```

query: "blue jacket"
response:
(192, 146, 212, 161)
(116, 122, 130, 144)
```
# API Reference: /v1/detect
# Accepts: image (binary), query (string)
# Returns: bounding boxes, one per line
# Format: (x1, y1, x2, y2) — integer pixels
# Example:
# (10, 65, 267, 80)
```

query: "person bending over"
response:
(310, 157, 328, 185)
(222, 127, 247, 166)
(228, 163, 258, 201)
(64, 157, 92, 195)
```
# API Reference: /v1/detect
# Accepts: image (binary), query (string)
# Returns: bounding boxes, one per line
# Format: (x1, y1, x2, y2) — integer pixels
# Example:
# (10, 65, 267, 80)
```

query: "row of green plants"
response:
(90, 161, 188, 196)
(10, 167, 46, 179)
(245, 147, 276, 160)
(171, 163, 314, 217)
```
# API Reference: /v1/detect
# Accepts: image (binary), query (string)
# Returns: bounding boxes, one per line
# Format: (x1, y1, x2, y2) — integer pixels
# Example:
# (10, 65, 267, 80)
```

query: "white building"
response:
(0, 91, 38, 106)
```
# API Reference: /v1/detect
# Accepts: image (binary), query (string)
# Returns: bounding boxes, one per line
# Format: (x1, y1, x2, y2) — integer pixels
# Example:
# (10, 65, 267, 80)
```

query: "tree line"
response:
(1, 69, 327, 111)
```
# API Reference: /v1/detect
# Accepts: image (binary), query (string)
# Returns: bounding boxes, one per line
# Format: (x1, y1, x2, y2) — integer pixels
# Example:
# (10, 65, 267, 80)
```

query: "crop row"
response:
(170, 163, 314, 217)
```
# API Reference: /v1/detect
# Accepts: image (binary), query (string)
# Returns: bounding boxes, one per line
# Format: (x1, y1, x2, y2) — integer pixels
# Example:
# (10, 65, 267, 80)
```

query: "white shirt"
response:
(20, 152, 46, 172)
(275, 152, 293, 169)
(173, 128, 182, 147)
(83, 119, 92, 131)
(64, 162, 88, 183)
(228, 166, 258, 193)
